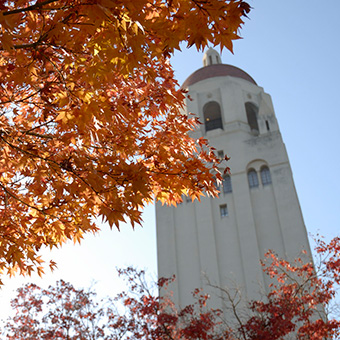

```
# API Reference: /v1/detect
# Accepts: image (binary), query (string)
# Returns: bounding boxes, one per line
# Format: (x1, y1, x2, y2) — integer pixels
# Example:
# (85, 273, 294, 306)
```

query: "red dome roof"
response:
(182, 64, 257, 88)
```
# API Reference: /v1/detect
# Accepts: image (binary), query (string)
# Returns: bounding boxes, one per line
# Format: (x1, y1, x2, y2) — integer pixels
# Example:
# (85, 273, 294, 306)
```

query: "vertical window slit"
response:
(220, 204, 228, 217)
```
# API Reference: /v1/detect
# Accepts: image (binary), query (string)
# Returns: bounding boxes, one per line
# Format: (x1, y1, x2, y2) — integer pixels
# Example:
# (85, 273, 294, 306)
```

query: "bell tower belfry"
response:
(156, 48, 311, 309)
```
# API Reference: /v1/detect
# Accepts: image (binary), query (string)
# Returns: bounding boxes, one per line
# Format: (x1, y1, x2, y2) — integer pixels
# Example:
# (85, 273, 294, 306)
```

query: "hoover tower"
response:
(156, 48, 311, 308)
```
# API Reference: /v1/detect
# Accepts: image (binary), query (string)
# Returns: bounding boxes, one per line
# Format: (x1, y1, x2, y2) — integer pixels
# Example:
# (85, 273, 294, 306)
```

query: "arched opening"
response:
(260, 166, 272, 185)
(203, 101, 223, 132)
(245, 102, 259, 132)
(248, 169, 259, 188)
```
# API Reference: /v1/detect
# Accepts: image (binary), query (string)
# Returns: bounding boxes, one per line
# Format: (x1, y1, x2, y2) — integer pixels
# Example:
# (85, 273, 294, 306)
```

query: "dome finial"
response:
(202, 47, 222, 67)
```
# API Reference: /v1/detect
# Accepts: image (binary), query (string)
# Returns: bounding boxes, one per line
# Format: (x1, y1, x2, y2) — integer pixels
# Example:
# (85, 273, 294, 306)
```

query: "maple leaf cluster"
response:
(3, 238, 340, 339)
(0, 0, 250, 280)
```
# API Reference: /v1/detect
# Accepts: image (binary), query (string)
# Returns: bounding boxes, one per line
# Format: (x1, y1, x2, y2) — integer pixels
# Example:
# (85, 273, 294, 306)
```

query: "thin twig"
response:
(2, 0, 58, 16)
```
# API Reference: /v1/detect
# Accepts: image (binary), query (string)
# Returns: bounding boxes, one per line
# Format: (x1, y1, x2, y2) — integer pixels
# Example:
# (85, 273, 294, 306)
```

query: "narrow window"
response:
(222, 175, 232, 194)
(220, 204, 228, 217)
(209, 55, 213, 65)
(217, 150, 224, 160)
(266, 120, 270, 131)
(245, 102, 259, 132)
(248, 169, 259, 188)
(203, 101, 223, 132)
(260, 166, 272, 185)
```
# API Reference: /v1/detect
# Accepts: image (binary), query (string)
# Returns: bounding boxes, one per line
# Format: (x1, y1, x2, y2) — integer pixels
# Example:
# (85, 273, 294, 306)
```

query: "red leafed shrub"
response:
(3, 238, 340, 339)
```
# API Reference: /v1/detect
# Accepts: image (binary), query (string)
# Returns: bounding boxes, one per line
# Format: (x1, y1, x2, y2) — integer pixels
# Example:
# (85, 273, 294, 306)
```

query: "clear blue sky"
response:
(1, 0, 339, 321)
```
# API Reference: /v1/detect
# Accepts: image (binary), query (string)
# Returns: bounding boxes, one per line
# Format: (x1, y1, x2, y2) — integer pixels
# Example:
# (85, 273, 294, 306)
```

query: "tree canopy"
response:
(0, 0, 250, 281)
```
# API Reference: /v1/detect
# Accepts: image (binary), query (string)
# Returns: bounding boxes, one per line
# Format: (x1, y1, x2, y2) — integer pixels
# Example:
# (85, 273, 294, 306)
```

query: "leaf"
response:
(1, 31, 14, 50)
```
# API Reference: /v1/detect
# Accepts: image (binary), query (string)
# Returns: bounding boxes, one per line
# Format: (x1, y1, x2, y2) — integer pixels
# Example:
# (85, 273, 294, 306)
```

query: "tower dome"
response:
(182, 48, 257, 88)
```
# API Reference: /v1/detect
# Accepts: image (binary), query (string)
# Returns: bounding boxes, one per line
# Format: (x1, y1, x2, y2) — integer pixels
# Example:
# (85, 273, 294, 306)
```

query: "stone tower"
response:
(156, 48, 312, 309)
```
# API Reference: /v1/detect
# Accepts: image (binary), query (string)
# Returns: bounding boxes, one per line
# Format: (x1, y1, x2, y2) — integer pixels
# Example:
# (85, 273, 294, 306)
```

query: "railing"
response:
(205, 118, 223, 132)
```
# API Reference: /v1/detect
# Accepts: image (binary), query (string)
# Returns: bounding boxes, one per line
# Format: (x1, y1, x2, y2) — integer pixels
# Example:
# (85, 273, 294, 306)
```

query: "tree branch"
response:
(2, 0, 58, 16)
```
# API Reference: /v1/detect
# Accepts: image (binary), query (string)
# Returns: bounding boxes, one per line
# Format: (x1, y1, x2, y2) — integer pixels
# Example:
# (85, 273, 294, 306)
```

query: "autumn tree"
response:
(3, 237, 340, 339)
(3, 268, 226, 340)
(234, 238, 340, 340)
(3, 280, 104, 339)
(0, 0, 250, 281)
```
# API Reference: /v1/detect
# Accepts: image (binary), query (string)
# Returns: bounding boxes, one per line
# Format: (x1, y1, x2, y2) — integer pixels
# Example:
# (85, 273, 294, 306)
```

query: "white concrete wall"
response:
(156, 69, 312, 309)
